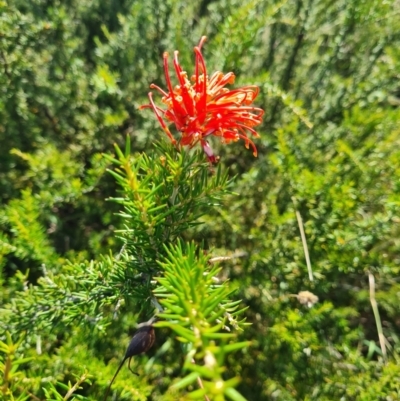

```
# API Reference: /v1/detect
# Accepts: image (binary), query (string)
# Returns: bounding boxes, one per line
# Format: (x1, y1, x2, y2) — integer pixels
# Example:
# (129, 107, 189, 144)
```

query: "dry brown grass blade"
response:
(368, 272, 387, 362)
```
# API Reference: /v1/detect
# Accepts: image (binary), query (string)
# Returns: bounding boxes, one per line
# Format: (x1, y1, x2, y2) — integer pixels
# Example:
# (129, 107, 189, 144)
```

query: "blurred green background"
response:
(1, 0, 400, 399)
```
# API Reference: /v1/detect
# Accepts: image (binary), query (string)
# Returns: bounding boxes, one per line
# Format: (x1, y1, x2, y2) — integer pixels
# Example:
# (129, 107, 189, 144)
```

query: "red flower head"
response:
(140, 37, 264, 163)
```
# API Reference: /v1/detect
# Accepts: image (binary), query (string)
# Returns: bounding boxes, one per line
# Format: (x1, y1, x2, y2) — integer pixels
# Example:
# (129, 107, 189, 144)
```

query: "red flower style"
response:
(140, 37, 264, 163)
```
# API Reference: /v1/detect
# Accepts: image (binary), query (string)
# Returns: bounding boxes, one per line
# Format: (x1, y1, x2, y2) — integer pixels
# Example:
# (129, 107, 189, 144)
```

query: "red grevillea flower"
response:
(140, 37, 264, 163)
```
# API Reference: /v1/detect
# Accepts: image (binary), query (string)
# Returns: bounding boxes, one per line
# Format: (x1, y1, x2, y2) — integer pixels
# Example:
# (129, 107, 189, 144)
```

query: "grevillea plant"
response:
(102, 37, 264, 400)
(1, 38, 263, 401)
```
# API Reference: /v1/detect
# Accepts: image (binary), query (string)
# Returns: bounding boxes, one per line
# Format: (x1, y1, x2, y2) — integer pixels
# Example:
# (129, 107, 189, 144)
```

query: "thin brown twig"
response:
(196, 376, 210, 401)
(26, 391, 41, 401)
(63, 372, 89, 400)
(191, 358, 210, 401)
(208, 251, 247, 264)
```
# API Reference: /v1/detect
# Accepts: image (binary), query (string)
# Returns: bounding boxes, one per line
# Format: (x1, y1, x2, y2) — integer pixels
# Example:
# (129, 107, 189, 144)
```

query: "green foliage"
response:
(155, 242, 249, 400)
(0, 332, 92, 400)
(1, 0, 400, 399)
(105, 139, 230, 272)
(1, 137, 246, 399)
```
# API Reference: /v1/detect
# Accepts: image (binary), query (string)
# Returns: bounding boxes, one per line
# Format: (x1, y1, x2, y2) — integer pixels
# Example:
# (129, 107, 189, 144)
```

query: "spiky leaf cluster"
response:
(155, 242, 249, 401)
